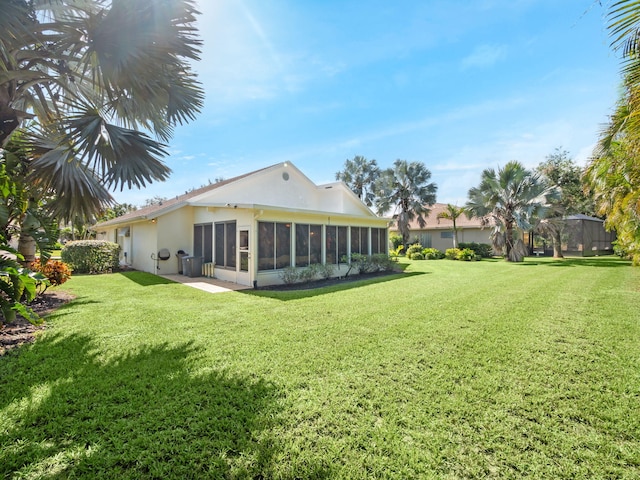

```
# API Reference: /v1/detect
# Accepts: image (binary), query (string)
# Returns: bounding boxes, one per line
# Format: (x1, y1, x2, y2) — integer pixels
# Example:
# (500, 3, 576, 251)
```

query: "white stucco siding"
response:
(412, 228, 492, 252)
(198, 165, 320, 211)
(155, 207, 194, 274)
(130, 223, 158, 273)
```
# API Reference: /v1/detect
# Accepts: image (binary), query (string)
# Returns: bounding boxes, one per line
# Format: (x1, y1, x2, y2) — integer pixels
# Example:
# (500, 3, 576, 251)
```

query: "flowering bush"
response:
(30, 259, 72, 293)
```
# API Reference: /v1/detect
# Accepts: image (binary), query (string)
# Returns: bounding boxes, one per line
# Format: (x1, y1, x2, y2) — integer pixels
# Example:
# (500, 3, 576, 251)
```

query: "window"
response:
(214, 221, 236, 268)
(326, 226, 348, 264)
(194, 223, 213, 262)
(258, 222, 291, 271)
(440, 231, 453, 239)
(295, 223, 322, 267)
(350, 227, 369, 255)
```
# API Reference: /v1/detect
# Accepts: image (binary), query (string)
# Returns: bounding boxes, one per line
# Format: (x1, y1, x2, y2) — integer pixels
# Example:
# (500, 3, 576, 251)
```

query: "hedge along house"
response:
(93, 162, 389, 287)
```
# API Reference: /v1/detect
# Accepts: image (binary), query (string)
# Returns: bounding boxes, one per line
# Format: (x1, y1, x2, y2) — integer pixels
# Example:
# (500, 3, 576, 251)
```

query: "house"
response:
(93, 162, 389, 286)
(391, 203, 492, 251)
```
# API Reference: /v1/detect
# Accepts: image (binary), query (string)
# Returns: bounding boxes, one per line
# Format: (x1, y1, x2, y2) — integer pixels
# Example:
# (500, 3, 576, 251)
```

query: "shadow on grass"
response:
(118, 271, 177, 286)
(0, 333, 284, 478)
(516, 256, 630, 268)
(243, 271, 426, 301)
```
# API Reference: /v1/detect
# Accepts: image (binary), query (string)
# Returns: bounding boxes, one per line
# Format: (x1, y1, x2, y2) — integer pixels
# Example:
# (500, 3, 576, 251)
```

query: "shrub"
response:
(370, 254, 396, 272)
(279, 266, 300, 284)
(457, 248, 477, 261)
(30, 259, 72, 293)
(411, 252, 425, 260)
(389, 244, 404, 261)
(299, 263, 320, 282)
(406, 243, 424, 260)
(61, 240, 120, 274)
(459, 242, 493, 258)
(422, 248, 444, 259)
(389, 234, 403, 250)
(445, 248, 461, 260)
(317, 263, 336, 280)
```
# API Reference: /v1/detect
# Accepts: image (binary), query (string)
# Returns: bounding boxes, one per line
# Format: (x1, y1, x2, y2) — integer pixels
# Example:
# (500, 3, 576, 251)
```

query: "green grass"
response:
(1, 257, 639, 479)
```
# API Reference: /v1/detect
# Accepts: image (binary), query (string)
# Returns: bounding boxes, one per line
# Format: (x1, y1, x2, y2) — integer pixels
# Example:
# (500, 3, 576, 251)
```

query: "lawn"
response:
(1, 257, 639, 479)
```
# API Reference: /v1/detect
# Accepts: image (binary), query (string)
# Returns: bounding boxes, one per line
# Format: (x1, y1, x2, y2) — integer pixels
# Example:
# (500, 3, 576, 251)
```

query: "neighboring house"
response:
(93, 162, 389, 286)
(390, 203, 491, 251)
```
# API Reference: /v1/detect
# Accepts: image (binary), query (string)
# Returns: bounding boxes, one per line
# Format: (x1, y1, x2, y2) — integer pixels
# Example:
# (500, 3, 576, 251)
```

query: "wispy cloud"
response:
(461, 44, 508, 69)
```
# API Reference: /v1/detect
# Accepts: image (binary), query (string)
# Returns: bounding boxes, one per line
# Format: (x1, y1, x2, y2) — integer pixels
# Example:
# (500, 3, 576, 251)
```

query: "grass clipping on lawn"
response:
(0, 257, 639, 479)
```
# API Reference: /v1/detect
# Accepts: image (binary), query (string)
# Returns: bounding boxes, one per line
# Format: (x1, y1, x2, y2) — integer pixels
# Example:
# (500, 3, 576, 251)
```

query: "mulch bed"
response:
(257, 270, 399, 291)
(0, 290, 75, 356)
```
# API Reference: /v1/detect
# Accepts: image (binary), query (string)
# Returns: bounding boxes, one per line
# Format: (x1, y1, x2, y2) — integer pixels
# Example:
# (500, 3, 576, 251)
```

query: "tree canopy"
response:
(375, 160, 437, 246)
(335, 156, 380, 207)
(0, 0, 204, 221)
(466, 161, 559, 262)
(585, 0, 640, 264)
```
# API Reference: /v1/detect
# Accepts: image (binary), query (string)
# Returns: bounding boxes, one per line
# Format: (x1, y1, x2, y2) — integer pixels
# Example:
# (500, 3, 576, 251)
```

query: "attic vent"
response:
(282, 172, 290, 181)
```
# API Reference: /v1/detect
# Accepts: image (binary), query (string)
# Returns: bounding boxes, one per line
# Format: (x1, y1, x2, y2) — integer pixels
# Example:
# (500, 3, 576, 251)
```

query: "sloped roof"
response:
(95, 165, 271, 228)
(94, 162, 380, 229)
(402, 203, 485, 230)
(566, 214, 604, 222)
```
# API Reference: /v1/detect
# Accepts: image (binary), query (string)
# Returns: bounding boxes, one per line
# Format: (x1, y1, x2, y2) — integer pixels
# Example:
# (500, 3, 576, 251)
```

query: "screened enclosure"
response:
(530, 214, 616, 257)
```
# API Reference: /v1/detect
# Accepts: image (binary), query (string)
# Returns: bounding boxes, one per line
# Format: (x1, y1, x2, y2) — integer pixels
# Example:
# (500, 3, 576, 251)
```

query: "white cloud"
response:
(461, 44, 508, 69)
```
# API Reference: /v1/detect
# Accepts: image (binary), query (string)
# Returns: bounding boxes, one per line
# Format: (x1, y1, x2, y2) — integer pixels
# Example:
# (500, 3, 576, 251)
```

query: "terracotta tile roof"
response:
(400, 203, 485, 230)
(94, 165, 272, 228)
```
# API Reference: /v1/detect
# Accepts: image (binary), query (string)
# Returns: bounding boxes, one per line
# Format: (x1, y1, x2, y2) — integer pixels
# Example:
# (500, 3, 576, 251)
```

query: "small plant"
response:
(457, 248, 477, 261)
(422, 248, 444, 259)
(317, 263, 336, 280)
(445, 248, 461, 260)
(389, 244, 404, 261)
(389, 233, 403, 250)
(29, 259, 72, 293)
(371, 254, 396, 272)
(405, 243, 424, 260)
(459, 242, 493, 258)
(299, 263, 320, 282)
(279, 266, 300, 285)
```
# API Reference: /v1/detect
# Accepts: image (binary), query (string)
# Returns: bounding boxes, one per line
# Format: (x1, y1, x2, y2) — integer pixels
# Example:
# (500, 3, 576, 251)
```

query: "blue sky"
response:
(114, 0, 621, 208)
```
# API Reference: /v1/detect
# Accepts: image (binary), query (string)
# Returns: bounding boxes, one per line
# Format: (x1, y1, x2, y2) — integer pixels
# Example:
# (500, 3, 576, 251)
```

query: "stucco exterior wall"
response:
(155, 207, 194, 274)
(130, 222, 158, 273)
(400, 228, 492, 252)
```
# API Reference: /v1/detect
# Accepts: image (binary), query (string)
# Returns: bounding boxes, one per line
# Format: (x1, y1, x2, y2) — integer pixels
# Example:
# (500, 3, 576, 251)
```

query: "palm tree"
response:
(585, 138, 640, 264)
(335, 156, 380, 207)
(375, 160, 437, 247)
(465, 161, 559, 262)
(0, 0, 204, 223)
(436, 204, 467, 248)
(584, 1, 640, 264)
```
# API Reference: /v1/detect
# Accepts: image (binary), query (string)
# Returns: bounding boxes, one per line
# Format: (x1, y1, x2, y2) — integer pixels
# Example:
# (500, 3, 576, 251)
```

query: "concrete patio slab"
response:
(160, 275, 251, 294)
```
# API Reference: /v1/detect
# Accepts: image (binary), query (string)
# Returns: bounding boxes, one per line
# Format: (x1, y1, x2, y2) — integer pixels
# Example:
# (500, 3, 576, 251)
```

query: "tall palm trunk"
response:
(505, 222, 514, 260)
(17, 231, 37, 266)
(552, 229, 564, 258)
(452, 218, 458, 248)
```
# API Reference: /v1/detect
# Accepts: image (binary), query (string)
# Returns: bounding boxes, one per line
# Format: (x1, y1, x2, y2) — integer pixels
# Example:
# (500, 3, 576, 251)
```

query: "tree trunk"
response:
(452, 218, 458, 248)
(0, 88, 25, 146)
(552, 229, 564, 258)
(505, 224, 513, 260)
(18, 232, 37, 266)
